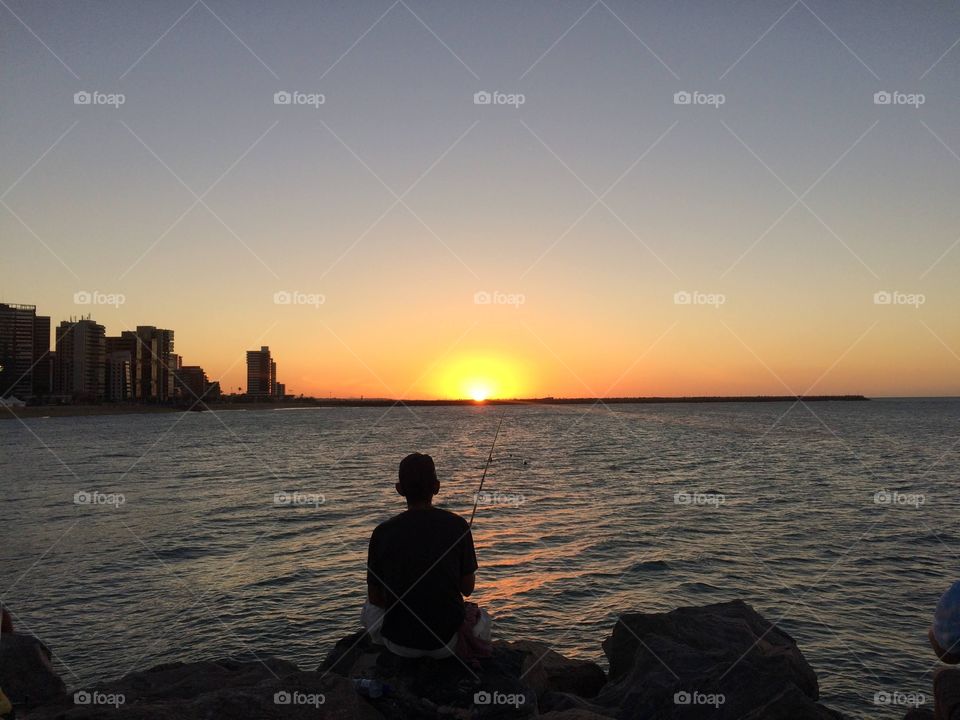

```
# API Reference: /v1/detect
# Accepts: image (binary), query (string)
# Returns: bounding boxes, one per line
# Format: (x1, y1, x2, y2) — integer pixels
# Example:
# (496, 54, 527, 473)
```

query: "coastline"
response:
(1, 394, 870, 420)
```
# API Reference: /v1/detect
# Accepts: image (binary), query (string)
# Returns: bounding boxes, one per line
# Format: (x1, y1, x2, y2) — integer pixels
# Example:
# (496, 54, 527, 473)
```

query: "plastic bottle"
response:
(353, 678, 390, 699)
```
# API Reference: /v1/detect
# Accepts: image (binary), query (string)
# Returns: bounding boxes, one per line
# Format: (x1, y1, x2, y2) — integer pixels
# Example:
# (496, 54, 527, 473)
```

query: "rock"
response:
(12, 601, 849, 719)
(320, 632, 538, 719)
(901, 709, 934, 720)
(498, 640, 605, 699)
(0, 632, 67, 710)
(597, 599, 842, 719)
(26, 657, 383, 719)
(538, 690, 613, 717)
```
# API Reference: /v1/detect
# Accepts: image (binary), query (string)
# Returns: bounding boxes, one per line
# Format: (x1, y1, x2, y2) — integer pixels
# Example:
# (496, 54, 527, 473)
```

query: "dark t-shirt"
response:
(367, 507, 478, 650)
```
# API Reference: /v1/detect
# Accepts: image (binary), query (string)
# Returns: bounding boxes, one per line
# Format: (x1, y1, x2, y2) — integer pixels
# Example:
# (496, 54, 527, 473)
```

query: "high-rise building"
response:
(174, 365, 211, 402)
(105, 335, 136, 401)
(54, 318, 106, 401)
(105, 351, 133, 401)
(126, 326, 175, 402)
(0, 303, 50, 400)
(32, 315, 51, 397)
(246, 346, 273, 397)
(205, 381, 221, 400)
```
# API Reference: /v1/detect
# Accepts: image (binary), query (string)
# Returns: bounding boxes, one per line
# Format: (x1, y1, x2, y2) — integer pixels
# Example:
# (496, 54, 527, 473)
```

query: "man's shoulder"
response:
(374, 508, 468, 532)
(373, 512, 407, 534)
(431, 507, 470, 530)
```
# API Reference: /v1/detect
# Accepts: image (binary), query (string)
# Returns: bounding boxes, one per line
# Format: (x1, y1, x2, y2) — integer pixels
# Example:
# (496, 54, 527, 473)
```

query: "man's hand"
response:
(460, 572, 475, 597)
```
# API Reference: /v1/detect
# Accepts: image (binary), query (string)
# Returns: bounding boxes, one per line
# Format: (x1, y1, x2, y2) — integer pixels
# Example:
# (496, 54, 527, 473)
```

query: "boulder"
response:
(26, 657, 382, 719)
(0, 632, 67, 710)
(10, 601, 849, 719)
(498, 640, 605, 699)
(596, 600, 842, 719)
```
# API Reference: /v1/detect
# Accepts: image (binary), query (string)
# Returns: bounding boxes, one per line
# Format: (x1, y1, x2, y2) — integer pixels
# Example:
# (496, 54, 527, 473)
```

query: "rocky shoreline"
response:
(0, 599, 935, 719)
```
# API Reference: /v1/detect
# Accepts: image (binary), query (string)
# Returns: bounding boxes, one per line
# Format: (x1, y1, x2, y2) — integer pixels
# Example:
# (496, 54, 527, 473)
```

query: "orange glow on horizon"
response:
(435, 354, 528, 400)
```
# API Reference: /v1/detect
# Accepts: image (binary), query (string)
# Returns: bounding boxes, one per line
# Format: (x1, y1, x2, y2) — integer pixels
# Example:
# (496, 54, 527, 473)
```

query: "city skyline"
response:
(3, 2, 960, 399)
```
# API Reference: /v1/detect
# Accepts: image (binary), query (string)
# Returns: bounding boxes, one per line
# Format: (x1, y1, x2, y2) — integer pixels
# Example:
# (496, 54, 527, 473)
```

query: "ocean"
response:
(2, 399, 958, 718)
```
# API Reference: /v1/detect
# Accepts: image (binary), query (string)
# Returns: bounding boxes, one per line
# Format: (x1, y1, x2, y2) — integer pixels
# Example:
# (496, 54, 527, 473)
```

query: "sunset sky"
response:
(2, 1, 959, 398)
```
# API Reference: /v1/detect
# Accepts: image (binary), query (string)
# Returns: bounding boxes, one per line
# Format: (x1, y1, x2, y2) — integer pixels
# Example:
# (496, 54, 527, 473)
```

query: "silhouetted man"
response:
(362, 453, 490, 659)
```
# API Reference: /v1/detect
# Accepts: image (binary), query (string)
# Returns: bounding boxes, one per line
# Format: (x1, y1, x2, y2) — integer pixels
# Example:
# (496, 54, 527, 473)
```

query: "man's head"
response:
(396, 452, 439, 505)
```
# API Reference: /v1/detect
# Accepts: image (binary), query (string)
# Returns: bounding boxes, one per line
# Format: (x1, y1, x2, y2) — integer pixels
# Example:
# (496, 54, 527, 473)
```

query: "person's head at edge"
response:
(396, 452, 440, 509)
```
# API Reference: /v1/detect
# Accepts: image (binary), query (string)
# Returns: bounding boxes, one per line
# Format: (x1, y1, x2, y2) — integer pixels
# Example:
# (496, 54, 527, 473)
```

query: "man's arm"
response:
(366, 527, 389, 608)
(460, 522, 479, 597)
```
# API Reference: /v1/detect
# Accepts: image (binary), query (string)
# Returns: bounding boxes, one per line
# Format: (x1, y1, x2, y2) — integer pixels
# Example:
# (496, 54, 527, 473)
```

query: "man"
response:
(930, 581, 960, 664)
(930, 581, 960, 720)
(362, 453, 490, 659)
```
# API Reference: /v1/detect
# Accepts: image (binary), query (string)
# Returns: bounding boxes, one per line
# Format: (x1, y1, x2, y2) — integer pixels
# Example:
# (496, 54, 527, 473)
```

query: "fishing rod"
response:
(468, 413, 505, 528)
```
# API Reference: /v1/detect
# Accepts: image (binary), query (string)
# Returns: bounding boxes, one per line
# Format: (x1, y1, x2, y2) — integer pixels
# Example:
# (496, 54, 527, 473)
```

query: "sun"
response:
(468, 383, 492, 402)
(435, 354, 526, 400)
